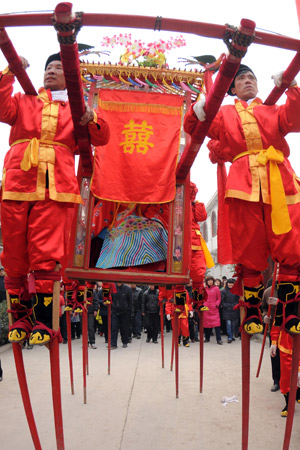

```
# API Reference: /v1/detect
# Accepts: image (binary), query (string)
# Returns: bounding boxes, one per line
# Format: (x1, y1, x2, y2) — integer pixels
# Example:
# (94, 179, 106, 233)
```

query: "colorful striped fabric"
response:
(96, 211, 168, 269)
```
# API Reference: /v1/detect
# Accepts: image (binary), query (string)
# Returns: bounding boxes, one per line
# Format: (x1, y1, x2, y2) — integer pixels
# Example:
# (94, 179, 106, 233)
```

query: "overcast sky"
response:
(0, 0, 300, 204)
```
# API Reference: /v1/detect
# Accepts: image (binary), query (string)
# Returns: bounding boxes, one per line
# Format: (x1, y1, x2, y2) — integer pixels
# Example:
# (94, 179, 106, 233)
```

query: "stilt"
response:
(81, 305, 88, 404)
(49, 267, 65, 450)
(199, 310, 204, 393)
(170, 322, 175, 372)
(241, 330, 251, 450)
(66, 311, 74, 395)
(7, 291, 42, 450)
(160, 301, 165, 368)
(174, 312, 179, 398)
(49, 338, 64, 450)
(282, 335, 300, 450)
(13, 343, 42, 450)
(107, 302, 111, 375)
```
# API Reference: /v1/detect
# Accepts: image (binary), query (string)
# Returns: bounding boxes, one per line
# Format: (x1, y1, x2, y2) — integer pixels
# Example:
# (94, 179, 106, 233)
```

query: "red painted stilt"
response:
(49, 337, 65, 450)
(81, 306, 88, 404)
(160, 301, 165, 368)
(198, 311, 204, 393)
(282, 335, 300, 450)
(170, 321, 175, 372)
(241, 330, 251, 450)
(13, 343, 42, 450)
(66, 311, 74, 395)
(174, 312, 179, 398)
(108, 302, 111, 375)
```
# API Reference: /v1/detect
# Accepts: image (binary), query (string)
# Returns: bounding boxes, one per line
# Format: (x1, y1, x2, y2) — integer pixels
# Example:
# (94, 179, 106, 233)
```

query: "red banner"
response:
(91, 89, 183, 204)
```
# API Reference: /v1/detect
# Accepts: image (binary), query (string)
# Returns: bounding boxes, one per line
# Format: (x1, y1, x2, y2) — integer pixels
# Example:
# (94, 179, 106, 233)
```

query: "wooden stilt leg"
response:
(49, 267, 65, 450)
(160, 301, 165, 369)
(7, 291, 42, 450)
(282, 335, 300, 450)
(170, 319, 175, 372)
(199, 311, 204, 393)
(66, 311, 74, 395)
(81, 306, 88, 404)
(108, 303, 111, 375)
(241, 330, 251, 450)
(174, 312, 179, 398)
(13, 343, 42, 449)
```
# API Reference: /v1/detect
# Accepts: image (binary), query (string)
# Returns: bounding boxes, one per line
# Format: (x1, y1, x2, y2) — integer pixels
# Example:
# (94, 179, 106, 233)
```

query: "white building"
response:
(200, 190, 235, 281)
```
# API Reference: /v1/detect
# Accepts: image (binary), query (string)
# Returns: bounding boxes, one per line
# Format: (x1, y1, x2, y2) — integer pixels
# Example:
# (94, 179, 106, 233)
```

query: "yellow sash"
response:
(11, 138, 71, 172)
(233, 147, 291, 235)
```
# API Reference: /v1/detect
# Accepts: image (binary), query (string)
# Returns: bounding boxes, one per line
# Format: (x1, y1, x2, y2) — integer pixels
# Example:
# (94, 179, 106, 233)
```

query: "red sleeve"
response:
(88, 109, 110, 146)
(0, 71, 19, 125)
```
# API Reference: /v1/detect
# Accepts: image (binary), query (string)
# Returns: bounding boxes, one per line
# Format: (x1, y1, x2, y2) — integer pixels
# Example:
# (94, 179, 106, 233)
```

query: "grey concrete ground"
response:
(0, 332, 299, 450)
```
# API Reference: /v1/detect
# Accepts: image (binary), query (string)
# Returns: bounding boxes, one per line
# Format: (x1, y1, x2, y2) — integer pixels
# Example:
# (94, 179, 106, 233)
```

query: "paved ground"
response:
(0, 331, 300, 450)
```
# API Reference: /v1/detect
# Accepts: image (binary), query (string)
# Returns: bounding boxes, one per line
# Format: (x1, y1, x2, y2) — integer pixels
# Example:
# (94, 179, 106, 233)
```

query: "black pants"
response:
(0, 359, 2, 378)
(132, 310, 142, 337)
(71, 321, 81, 339)
(111, 310, 130, 347)
(204, 326, 221, 342)
(269, 334, 280, 384)
(101, 315, 109, 342)
(146, 313, 159, 341)
(59, 312, 67, 341)
(88, 313, 96, 345)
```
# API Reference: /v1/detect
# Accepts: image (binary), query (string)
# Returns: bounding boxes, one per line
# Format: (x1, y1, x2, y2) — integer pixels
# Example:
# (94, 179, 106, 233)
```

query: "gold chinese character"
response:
(120, 119, 154, 154)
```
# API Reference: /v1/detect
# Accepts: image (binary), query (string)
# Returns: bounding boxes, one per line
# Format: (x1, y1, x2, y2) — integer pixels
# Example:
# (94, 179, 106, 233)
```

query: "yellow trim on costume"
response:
(2, 67, 14, 76)
(200, 234, 214, 269)
(233, 147, 291, 235)
(98, 98, 182, 116)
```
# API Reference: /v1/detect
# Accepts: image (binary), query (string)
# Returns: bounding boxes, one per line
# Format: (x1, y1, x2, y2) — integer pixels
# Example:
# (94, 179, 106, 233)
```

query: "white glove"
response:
(272, 71, 296, 88)
(166, 314, 171, 321)
(270, 344, 277, 357)
(263, 314, 271, 324)
(189, 311, 194, 318)
(297, 372, 300, 388)
(193, 98, 206, 122)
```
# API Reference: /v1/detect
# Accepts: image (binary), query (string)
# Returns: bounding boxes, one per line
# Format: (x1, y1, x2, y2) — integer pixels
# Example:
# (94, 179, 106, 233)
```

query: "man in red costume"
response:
(165, 286, 193, 347)
(184, 64, 300, 336)
(0, 52, 110, 345)
(270, 324, 300, 416)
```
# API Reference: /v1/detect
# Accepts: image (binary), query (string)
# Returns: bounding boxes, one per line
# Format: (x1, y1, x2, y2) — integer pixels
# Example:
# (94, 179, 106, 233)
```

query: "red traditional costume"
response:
(184, 84, 300, 335)
(165, 286, 193, 346)
(0, 66, 110, 343)
(270, 325, 300, 415)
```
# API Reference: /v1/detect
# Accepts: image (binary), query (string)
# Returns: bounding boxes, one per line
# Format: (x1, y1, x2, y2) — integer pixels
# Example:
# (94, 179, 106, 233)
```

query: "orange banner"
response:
(91, 89, 183, 203)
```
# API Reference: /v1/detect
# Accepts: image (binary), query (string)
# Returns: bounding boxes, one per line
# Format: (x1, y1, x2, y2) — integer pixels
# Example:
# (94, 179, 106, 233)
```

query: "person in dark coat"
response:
(111, 283, 133, 349)
(130, 284, 143, 339)
(221, 278, 240, 343)
(142, 285, 160, 343)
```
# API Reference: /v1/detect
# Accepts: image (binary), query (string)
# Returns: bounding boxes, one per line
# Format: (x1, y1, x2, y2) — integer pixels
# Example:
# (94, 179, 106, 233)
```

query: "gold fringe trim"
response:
(99, 99, 182, 116)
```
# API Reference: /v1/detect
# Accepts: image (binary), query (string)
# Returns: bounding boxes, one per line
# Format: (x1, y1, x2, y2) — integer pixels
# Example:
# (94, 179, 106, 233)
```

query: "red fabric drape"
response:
(91, 89, 183, 204)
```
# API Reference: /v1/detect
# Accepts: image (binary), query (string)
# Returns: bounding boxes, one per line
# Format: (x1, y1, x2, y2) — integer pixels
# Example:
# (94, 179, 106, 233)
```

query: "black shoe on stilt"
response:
(8, 295, 36, 343)
(277, 282, 300, 334)
(281, 393, 289, 417)
(29, 293, 54, 345)
(242, 285, 264, 335)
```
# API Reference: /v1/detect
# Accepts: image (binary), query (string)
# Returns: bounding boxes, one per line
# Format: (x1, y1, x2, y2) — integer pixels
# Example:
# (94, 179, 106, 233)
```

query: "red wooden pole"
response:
(170, 319, 175, 372)
(160, 301, 165, 369)
(174, 313, 179, 399)
(66, 311, 74, 395)
(199, 311, 204, 393)
(241, 330, 251, 450)
(108, 302, 111, 375)
(12, 343, 42, 450)
(282, 335, 300, 450)
(49, 338, 65, 450)
(81, 307, 88, 404)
